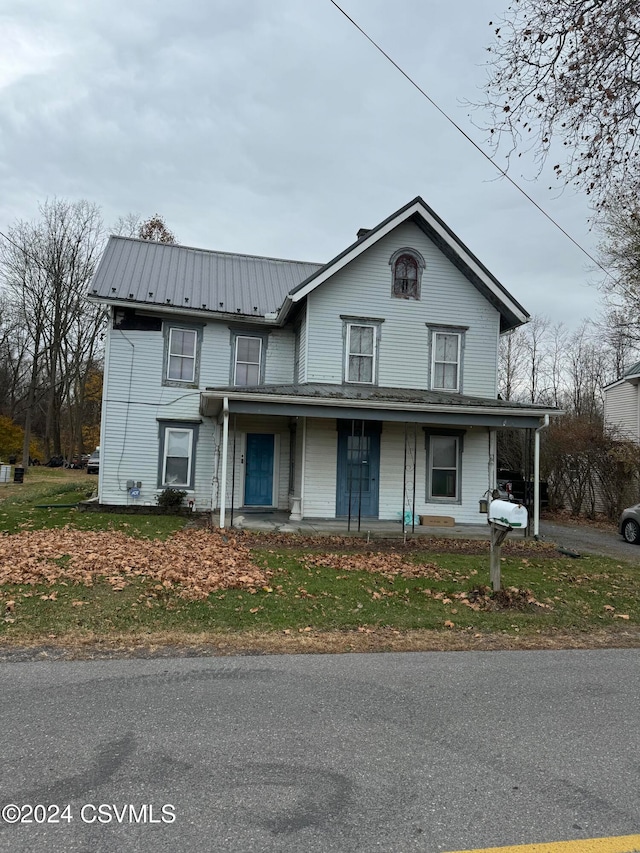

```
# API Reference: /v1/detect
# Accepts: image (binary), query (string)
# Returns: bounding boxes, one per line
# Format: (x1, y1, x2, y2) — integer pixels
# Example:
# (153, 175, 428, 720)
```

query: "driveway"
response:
(540, 519, 640, 562)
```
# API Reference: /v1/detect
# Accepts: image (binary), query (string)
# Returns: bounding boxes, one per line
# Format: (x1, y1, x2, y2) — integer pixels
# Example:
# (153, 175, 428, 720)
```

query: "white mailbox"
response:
(488, 499, 528, 528)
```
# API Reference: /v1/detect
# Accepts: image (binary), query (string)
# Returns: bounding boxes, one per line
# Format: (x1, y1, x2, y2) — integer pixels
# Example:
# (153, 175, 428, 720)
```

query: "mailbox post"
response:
(487, 499, 528, 592)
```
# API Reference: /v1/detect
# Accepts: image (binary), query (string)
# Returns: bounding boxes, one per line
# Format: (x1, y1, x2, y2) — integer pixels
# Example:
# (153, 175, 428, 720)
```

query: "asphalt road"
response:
(1, 649, 639, 853)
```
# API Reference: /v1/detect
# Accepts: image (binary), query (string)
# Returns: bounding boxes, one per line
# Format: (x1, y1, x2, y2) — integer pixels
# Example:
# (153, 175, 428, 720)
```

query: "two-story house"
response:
(88, 197, 556, 527)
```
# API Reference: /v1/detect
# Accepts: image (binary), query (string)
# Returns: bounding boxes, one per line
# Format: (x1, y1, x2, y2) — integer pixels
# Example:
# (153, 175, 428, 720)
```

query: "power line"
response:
(328, 0, 615, 284)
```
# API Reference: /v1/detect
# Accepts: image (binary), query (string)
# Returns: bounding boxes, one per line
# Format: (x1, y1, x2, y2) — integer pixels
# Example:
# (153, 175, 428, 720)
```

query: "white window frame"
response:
(233, 335, 263, 387)
(167, 328, 197, 384)
(428, 434, 460, 502)
(431, 331, 461, 392)
(345, 323, 377, 385)
(162, 427, 194, 488)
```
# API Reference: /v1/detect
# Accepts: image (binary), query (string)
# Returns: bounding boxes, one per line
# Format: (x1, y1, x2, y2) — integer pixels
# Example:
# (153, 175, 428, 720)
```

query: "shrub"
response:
(156, 487, 187, 511)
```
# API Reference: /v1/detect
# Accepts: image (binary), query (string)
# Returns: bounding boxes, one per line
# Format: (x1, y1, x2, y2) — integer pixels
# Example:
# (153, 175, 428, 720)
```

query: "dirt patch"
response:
(302, 552, 443, 579)
(1, 626, 639, 661)
(242, 530, 556, 557)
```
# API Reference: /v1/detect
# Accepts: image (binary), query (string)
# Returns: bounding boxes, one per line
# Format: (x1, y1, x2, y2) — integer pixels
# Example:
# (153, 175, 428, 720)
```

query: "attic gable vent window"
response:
(389, 248, 425, 300)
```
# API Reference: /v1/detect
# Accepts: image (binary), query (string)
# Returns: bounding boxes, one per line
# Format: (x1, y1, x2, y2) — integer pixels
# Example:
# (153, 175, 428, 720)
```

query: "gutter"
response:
(201, 389, 558, 420)
(85, 296, 281, 327)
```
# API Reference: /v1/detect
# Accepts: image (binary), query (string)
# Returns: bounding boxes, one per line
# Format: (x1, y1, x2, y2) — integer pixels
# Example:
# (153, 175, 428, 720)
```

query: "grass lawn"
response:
(1, 470, 639, 655)
(0, 467, 187, 537)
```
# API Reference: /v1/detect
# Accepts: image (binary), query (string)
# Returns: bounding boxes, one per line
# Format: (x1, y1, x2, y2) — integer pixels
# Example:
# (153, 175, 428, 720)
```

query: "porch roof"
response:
(200, 384, 558, 428)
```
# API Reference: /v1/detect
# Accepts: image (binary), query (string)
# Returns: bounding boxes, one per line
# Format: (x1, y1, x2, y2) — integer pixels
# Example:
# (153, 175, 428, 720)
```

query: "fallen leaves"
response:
(302, 552, 442, 580)
(0, 528, 268, 600)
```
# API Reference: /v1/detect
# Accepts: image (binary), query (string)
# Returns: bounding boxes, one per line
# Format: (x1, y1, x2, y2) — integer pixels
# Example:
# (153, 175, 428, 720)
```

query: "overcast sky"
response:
(1, 0, 603, 328)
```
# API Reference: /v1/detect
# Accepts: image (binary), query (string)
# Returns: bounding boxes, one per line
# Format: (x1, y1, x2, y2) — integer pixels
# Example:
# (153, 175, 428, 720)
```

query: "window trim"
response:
(234, 335, 263, 387)
(424, 429, 465, 505)
(157, 420, 200, 489)
(389, 247, 425, 300)
(427, 325, 467, 393)
(343, 321, 380, 385)
(229, 329, 268, 386)
(162, 323, 203, 388)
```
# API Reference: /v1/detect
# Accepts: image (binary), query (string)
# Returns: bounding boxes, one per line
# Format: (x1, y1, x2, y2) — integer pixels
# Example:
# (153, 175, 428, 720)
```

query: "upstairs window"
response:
(393, 254, 418, 298)
(390, 248, 424, 300)
(234, 335, 263, 386)
(167, 328, 197, 383)
(346, 323, 376, 384)
(432, 332, 461, 392)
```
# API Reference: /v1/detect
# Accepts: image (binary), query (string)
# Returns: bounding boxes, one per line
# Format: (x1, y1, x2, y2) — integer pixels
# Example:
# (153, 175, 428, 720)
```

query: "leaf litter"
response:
(0, 528, 267, 600)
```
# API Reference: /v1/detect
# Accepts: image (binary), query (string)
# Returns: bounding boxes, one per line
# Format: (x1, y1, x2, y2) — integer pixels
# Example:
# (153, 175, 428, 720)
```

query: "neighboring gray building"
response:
(88, 197, 555, 526)
(604, 362, 640, 442)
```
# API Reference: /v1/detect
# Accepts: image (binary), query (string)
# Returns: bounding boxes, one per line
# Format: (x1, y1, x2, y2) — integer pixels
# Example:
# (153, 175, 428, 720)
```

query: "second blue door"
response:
(244, 433, 274, 506)
(336, 421, 381, 517)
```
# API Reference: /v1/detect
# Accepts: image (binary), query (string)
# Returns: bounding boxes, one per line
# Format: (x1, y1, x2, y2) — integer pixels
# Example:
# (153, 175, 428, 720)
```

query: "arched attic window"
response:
(389, 248, 425, 299)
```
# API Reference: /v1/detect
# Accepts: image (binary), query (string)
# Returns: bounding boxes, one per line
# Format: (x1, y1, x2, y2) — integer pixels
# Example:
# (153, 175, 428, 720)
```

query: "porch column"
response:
(534, 415, 549, 538)
(488, 428, 497, 492)
(219, 398, 229, 529)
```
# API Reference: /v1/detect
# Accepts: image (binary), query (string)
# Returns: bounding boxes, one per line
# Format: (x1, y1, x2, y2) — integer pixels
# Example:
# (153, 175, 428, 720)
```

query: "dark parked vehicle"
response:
(619, 504, 640, 544)
(86, 448, 99, 475)
(497, 469, 548, 507)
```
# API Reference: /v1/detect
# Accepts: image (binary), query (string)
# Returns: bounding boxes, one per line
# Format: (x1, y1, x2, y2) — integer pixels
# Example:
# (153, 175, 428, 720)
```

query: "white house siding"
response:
(265, 328, 295, 384)
(217, 415, 291, 511)
(604, 381, 639, 441)
(304, 221, 501, 397)
(100, 323, 223, 509)
(302, 418, 338, 517)
(378, 423, 491, 524)
(298, 417, 490, 523)
(296, 305, 307, 384)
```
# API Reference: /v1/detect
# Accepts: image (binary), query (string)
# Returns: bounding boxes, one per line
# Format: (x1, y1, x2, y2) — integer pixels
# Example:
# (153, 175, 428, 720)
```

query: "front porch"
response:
(211, 509, 527, 540)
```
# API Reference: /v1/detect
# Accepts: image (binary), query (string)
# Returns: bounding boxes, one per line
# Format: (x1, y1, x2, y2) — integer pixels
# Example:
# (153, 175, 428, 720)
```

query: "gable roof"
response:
(88, 197, 529, 332)
(88, 235, 322, 319)
(278, 196, 529, 333)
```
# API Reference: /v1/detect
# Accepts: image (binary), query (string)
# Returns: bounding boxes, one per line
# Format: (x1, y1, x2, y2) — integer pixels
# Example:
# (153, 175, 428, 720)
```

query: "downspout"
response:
(219, 397, 229, 529)
(534, 414, 550, 539)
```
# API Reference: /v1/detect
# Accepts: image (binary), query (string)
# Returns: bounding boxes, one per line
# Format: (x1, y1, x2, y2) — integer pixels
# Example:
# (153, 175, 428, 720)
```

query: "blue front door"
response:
(244, 433, 274, 506)
(336, 421, 381, 517)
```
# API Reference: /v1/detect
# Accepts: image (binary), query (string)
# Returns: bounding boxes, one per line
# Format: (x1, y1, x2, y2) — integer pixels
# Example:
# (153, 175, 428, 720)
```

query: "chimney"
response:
(357, 228, 371, 240)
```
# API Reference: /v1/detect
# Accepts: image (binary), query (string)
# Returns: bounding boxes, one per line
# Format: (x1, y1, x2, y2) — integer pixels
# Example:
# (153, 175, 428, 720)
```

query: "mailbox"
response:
(488, 499, 528, 528)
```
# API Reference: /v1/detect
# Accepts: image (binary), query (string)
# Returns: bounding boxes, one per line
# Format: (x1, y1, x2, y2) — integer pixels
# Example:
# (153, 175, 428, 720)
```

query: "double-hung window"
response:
(346, 323, 376, 384)
(161, 427, 194, 487)
(163, 324, 202, 385)
(234, 335, 262, 386)
(432, 331, 461, 392)
(426, 432, 463, 502)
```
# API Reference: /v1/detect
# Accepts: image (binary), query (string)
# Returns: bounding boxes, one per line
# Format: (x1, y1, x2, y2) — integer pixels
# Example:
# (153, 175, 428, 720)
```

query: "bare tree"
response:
(522, 315, 550, 404)
(498, 326, 527, 400)
(0, 199, 105, 465)
(111, 212, 142, 238)
(478, 0, 640, 209)
(598, 203, 640, 347)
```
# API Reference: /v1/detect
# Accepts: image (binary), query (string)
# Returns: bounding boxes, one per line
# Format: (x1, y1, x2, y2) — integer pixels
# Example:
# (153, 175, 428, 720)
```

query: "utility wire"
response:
(328, 0, 615, 284)
(0, 228, 43, 266)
